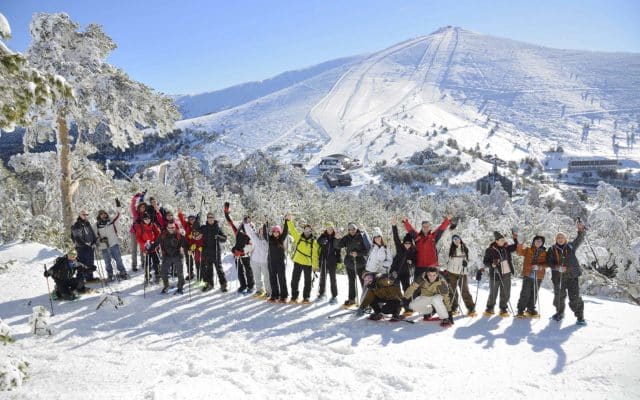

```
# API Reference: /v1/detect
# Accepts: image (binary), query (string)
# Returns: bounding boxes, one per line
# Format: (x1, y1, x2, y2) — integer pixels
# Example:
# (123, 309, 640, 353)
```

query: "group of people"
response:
(45, 191, 588, 327)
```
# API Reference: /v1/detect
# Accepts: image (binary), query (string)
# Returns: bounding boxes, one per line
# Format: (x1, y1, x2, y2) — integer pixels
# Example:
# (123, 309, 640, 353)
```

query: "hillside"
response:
(1, 242, 639, 399)
(175, 27, 640, 185)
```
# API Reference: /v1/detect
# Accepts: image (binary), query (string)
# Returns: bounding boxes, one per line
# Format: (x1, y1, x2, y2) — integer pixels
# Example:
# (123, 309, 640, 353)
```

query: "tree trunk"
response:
(57, 109, 74, 236)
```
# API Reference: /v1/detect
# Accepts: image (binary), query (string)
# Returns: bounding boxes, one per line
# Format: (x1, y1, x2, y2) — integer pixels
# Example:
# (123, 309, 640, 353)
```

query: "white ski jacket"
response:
(365, 244, 393, 274)
(244, 223, 268, 264)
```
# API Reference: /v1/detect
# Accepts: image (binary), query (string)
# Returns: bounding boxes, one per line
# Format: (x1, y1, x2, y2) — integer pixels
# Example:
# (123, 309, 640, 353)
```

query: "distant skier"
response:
(546, 221, 586, 326)
(481, 231, 518, 317)
(515, 235, 548, 318)
(285, 213, 319, 304)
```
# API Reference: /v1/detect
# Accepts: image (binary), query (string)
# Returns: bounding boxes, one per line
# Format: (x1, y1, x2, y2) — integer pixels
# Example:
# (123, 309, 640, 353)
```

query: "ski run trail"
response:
(1, 242, 639, 400)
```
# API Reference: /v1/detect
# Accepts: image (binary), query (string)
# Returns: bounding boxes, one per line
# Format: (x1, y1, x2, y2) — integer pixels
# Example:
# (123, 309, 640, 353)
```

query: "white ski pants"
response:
(410, 295, 449, 318)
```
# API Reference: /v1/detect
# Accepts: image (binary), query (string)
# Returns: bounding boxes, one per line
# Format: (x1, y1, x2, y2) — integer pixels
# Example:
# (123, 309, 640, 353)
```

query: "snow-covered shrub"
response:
(28, 306, 52, 336)
(0, 319, 14, 343)
(0, 354, 29, 391)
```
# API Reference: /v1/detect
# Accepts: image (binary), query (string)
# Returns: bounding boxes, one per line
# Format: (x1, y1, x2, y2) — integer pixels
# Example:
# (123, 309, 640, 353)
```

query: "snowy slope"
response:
(175, 27, 640, 181)
(175, 56, 363, 119)
(1, 242, 639, 399)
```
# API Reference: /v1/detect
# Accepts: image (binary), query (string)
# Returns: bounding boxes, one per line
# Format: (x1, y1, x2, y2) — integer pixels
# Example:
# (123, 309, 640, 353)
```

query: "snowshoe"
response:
(131, 267, 139, 273)
(467, 310, 478, 317)
(160, 287, 169, 294)
(253, 290, 266, 298)
(202, 284, 213, 293)
(483, 309, 495, 317)
(245, 288, 255, 295)
(526, 310, 540, 319)
(403, 309, 414, 317)
(368, 313, 384, 321)
(551, 313, 564, 321)
(329, 297, 338, 305)
(289, 298, 299, 304)
(451, 310, 461, 317)
(576, 319, 587, 326)
(440, 319, 453, 328)
(516, 312, 527, 319)
(117, 273, 130, 280)
(499, 310, 510, 318)
(389, 315, 405, 322)
(424, 314, 441, 321)
(268, 297, 278, 303)
(220, 286, 229, 293)
(174, 288, 183, 295)
(301, 298, 311, 305)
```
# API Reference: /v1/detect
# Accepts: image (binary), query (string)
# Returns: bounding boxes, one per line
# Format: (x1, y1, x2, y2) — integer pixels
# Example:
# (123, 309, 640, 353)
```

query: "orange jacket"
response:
(516, 244, 548, 279)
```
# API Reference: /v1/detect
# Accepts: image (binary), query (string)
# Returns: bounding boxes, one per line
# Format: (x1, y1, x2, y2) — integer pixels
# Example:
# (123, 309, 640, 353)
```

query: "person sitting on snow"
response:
(44, 249, 95, 300)
(403, 267, 454, 327)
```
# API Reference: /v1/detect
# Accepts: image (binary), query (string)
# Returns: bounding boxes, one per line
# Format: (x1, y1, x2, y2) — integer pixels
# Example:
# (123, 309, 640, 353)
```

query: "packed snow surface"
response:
(0, 242, 639, 399)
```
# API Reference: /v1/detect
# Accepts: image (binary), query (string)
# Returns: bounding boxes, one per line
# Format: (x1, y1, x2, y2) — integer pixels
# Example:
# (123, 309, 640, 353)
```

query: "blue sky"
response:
(2, 0, 639, 94)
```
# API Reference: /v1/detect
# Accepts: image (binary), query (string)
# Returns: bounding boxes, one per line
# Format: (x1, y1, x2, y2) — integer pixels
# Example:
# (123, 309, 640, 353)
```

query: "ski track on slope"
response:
(1, 242, 640, 400)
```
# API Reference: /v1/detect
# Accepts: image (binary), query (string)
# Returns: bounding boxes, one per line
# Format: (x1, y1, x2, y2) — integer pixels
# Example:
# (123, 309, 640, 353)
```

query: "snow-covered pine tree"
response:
(0, 13, 71, 132)
(22, 13, 179, 234)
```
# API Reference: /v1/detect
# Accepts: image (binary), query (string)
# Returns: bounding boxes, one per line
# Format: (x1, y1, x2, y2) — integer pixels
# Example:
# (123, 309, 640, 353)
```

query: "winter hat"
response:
(451, 234, 461, 242)
(421, 220, 431, 226)
(372, 227, 383, 238)
(324, 221, 335, 230)
(188, 215, 196, 220)
(271, 225, 283, 235)
(142, 212, 152, 220)
(97, 209, 108, 218)
(68, 249, 78, 258)
(206, 212, 215, 218)
(556, 232, 567, 240)
(402, 233, 414, 244)
(347, 222, 358, 230)
(493, 231, 505, 241)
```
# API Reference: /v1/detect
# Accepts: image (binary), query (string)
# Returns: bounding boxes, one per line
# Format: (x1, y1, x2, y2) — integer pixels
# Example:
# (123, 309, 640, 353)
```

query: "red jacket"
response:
(178, 212, 195, 239)
(403, 218, 451, 267)
(134, 221, 161, 252)
(188, 234, 204, 263)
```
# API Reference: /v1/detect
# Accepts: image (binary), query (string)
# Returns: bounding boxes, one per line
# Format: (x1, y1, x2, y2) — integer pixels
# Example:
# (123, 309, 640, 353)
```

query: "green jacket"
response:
(287, 220, 320, 269)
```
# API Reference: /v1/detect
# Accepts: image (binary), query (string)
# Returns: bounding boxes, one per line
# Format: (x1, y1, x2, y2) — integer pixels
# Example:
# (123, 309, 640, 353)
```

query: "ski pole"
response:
(44, 264, 55, 316)
(328, 310, 357, 319)
(474, 269, 481, 306)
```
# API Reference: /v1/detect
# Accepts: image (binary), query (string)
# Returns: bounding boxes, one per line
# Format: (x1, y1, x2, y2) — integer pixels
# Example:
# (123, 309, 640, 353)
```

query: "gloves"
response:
(442, 270, 449, 277)
(443, 316, 454, 325)
(145, 241, 152, 251)
(224, 202, 230, 214)
(115, 198, 122, 208)
(142, 189, 147, 195)
(43, 269, 50, 278)
(462, 260, 468, 268)
(475, 269, 483, 281)
(390, 271, 398, 281)
(355, 308, 365, 316)
(532, 265, 539, 271)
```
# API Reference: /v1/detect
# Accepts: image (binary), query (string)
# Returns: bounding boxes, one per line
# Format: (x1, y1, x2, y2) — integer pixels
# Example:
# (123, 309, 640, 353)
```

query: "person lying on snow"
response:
(44, 249, 96, 300)
(404, 267, 454, 327)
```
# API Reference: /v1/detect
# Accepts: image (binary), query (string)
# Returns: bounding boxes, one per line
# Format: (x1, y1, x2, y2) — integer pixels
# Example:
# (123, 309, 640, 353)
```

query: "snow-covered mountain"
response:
(174, 56, 363, 119)
(176, 27, 640, 182)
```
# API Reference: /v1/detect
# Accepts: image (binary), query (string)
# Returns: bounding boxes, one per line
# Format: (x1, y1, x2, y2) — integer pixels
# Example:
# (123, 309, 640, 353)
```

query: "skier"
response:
(390, 216, 417, 315)
(198, 212, 227, 292)
(224, 202, 255, 294)
(44, 249, 95, 300)
(445, 235, 477, 317)
(70, 209, 98, 281)
(515, 235, 548, 318)
(265, 220, 289, 303)
(244, 218, 270, 298)
(316, 223, 341, 304)
(93, 202, 129, 281)
(481, 231, 518, 317)
(355, 273, 404, 321)
(285, 213, 319, 304)
(149, 222, 188, 294)
(135, 213, 161, 284)
(403, 267, 454, 327)
(546, 221, 586, 325)
(401, 214, 453, 281)
(336, 222, 369, 307)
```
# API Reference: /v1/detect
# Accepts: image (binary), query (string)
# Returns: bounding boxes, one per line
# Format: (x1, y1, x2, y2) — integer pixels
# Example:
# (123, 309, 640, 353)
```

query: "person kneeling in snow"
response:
(403, 267, 454, 327)
(44, 250, 95, 300)
(356, 273, 404, 321)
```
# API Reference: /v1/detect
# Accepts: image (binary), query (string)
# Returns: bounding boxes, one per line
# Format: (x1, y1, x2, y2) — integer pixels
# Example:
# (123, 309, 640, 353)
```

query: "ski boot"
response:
(368, 312, 384, 321)
(499, 309, 510, 318)
(483, 309, 495, 317)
